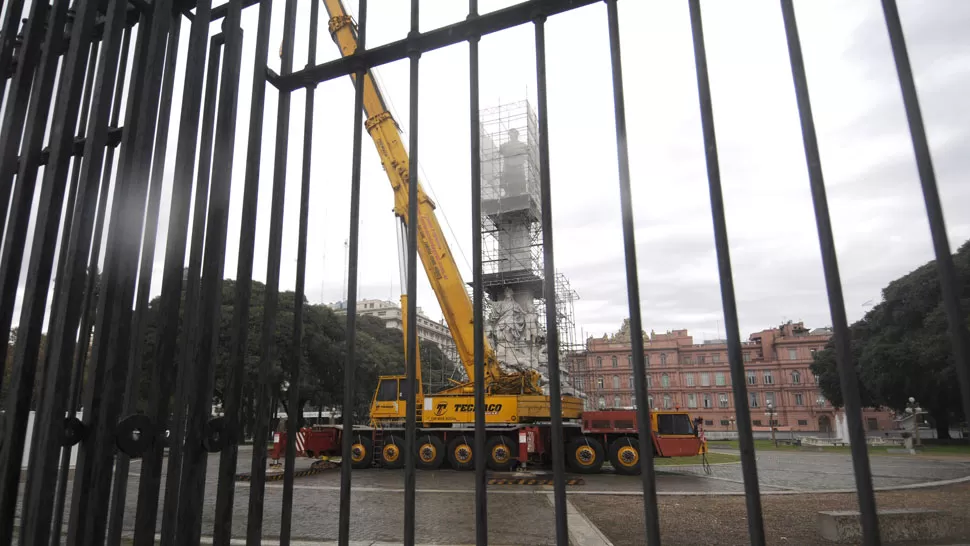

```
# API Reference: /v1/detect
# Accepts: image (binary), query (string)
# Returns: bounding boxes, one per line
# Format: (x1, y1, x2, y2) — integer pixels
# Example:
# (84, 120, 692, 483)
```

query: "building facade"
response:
(328, 299, 460, 379)
(570, 320, 895, 434)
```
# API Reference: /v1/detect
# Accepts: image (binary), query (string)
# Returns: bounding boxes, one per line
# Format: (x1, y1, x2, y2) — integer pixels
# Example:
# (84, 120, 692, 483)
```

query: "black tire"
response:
(381, 435, 405, 469)
(447, 435, 475, 471)
(608, 437, 641, 475)
(566, 436, 605, 474)
(350, 434, 373, 469)
(485, 435, 516, 471)
(415, 434, 446, 470)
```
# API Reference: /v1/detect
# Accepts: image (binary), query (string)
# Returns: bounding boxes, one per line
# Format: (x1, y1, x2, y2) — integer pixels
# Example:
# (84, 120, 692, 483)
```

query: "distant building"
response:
(327, 299, 459, 376)
(569, 320, 895, 434)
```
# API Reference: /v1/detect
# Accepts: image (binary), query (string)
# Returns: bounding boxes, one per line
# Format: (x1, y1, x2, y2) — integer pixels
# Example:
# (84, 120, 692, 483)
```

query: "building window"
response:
(704, 420, 714, 426)
(810, 348, 818, 359)
(867, 418, 878, 431)
(683, 357, 692, 365)
(794, 393, 804, 406)
(700, 373, 710, 387)
(687, 393, 697, 408)
(712, 353, 720, 363)
(661, 374, 670, 388)
(791, 371, 801, 385)
(685, 373, 695, 387)
(696, 355, 705, 365)
(663, 394, 672, 409)
(718, 393, 729, 408)
(788, 348, 797, 360)
(598, 396, 606, 409)
(750, 393, 759, 408)
(647, 375, 653, 388)
(703, 394, 712, 408)
(743, 352, 751, 362)
(645, 354, 651, 366)
(746, 371, 756, 385)
(612, 356, 618, 368)
(660, 353, 667, 366)
(765, 392, 775, 407)
(648, 396, 654, 409)
(629, 375, 635, 389)
(628, 355, 633, 366)
(720, 419, 730, 426)
(614, 396, 621, 408)
(715, 372, 726, 386)
(597, 377, 604, 389)
(769, 419, 779, 426)
(596, 357, 602, 368)
(813, 373, 820, 384)
(613, 375, 620, 389)
(752, 419, 762, 426)
(763, 371, 773, 385)
(816, 394, 827, 407)
(797, 419, 808, 426)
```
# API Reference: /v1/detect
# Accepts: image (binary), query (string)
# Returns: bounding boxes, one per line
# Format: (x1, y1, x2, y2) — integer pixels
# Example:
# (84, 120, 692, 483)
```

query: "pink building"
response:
(568, 321, 895, 434)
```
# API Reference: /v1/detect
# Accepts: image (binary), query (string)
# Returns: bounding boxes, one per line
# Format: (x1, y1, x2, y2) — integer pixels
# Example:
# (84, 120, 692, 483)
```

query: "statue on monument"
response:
(491, 287, 526, 344)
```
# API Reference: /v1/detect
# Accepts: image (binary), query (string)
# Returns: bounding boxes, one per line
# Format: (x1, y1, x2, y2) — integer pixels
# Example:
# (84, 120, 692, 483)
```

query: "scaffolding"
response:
(477, 100, 580, 395)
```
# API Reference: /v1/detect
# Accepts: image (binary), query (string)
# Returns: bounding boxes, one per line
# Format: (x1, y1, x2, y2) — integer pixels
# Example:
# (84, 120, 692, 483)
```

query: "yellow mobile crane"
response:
(269, 0, 704, 474)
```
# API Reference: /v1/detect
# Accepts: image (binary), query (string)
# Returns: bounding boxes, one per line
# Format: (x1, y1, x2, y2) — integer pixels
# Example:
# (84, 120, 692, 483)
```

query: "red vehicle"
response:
(269, 409, 705, 475)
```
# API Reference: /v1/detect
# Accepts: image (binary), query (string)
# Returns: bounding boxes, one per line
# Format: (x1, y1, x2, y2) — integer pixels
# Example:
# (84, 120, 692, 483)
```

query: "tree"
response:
(811, 239, 970, 438)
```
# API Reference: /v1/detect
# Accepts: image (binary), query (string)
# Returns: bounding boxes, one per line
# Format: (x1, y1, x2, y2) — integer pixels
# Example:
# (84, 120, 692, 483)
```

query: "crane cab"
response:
(370, 375, 422, 424)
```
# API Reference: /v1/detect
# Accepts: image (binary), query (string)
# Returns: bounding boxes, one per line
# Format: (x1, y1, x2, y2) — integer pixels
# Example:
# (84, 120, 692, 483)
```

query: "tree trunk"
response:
(933, 411, 951, 440)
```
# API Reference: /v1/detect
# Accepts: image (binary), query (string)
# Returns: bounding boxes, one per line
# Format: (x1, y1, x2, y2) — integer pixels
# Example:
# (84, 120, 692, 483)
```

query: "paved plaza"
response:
(16, 446, 970, 544)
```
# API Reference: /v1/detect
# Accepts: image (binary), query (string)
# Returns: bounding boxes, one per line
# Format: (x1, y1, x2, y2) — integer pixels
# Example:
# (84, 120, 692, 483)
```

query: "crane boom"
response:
(323, 0, 540, 395)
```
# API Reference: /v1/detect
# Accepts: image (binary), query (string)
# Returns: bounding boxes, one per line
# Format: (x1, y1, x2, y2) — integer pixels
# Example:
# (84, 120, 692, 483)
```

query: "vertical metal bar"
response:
(603, 2, 661, 544)
(686, 2, 768, 543)
(25, 34, 98, 546)
(176, 15, 242, 546)
(51, 24, 132, 544)
(339, 1, 367, 543)
(247, 0, 298, 540)
(281, 0, 320, 540)
(145, 19, 216, 546)
(533, 12, 568, 546)
(0, 0, 26, 106)
(0, 0, 69, 388)
(468, 1, 487, 544)
(213, 0, 273, 540)
(404, 1, 420, 545)
(67, 0, 176, 540)
(0, 0, 45, 240)
(106, 8, 181, 545)
(880, 0, 970, 423)
(777, 2, 880, 544)
(0, 0, 88, 543)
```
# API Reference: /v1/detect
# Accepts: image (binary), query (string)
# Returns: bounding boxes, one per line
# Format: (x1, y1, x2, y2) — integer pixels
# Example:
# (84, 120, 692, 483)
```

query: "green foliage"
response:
(137, 278, 454, 437)
(811, 240, 970, 438)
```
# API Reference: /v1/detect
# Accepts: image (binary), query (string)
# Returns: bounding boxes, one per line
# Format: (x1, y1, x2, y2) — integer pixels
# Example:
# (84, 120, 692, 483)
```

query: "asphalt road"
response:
(15, 446, 970, 544)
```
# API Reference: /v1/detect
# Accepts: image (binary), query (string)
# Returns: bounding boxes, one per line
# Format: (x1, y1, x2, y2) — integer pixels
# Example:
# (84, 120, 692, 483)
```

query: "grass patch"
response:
(707, 439, 970, 456)
(653, 452, 739, 466)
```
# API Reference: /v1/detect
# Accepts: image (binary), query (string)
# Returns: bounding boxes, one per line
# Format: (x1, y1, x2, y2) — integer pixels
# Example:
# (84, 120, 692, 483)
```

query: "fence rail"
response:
(0, 0, 966, 545)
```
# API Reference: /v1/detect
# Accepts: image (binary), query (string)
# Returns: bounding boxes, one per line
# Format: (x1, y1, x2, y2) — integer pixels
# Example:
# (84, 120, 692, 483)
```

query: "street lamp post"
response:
(765, 402, 778, 447)
(905, 396, 923, 447)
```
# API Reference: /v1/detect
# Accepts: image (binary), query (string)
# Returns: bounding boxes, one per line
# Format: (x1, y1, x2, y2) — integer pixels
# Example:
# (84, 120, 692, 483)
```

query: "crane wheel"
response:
(485, 435, 515, 471)
(566, 436, 604, 474)
(608, 437, 640, 475)
(382, 435, 405, 469)
(415, 435, 445, 470)
(351, 435, 373, 469)
(447, 435, 474, 471)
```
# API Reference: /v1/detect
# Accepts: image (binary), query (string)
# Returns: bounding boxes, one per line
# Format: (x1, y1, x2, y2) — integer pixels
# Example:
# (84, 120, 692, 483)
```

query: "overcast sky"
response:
(5, 0, 969, 346)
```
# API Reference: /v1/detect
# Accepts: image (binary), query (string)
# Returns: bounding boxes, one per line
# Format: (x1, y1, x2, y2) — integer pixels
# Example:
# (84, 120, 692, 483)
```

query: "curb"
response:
(488, 478, 584, 486)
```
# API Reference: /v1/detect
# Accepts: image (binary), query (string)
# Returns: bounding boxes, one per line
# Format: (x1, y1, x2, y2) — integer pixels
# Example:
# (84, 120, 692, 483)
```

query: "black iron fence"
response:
(0, 0, 966, 545)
